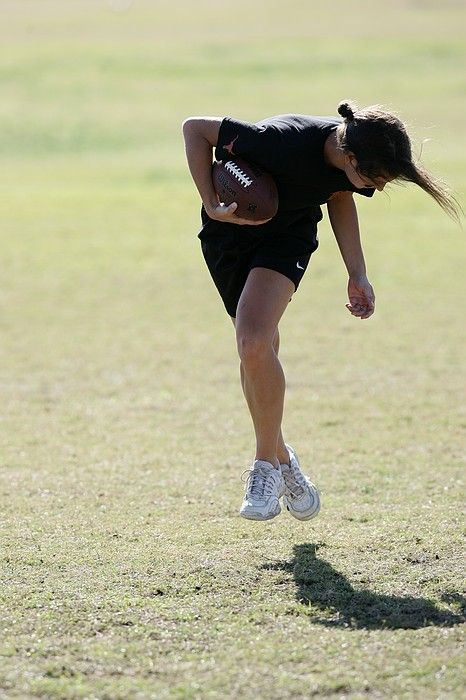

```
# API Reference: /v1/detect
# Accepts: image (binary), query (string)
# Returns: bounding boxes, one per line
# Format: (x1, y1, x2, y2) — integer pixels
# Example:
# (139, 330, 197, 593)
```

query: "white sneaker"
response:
(240, 460, 285, 521)
(280, 444, 321, 521)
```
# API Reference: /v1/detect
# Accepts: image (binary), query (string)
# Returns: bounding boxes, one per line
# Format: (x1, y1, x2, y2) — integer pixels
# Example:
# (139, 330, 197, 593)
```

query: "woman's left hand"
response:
(346, 275, 375, 319)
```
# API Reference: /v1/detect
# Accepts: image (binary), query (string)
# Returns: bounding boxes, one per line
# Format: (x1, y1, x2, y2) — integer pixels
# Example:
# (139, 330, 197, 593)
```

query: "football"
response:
(212, 157, 279, 222)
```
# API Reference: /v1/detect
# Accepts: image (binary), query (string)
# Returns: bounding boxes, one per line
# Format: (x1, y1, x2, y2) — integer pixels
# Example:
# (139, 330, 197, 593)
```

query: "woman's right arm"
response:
(182, 117, 268, 225)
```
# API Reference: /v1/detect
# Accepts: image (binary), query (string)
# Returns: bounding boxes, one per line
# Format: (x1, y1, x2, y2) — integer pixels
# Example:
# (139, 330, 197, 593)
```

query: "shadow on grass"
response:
(260, 544, 465, 630)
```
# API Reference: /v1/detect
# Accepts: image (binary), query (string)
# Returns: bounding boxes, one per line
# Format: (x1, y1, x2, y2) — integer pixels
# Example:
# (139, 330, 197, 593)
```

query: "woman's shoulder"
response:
(255, 114, 342, 131)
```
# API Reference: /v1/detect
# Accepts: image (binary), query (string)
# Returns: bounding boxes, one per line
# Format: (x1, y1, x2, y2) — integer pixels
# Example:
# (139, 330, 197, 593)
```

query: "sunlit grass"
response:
(1, 1, 465, 698)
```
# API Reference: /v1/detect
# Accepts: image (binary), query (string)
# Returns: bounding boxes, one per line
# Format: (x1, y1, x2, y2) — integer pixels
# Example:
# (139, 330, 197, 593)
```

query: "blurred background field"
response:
(1, 1, 465, 698)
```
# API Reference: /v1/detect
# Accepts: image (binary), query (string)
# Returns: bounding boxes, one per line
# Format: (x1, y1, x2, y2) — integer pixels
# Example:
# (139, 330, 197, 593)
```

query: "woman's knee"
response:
(236, 327, 274, 365)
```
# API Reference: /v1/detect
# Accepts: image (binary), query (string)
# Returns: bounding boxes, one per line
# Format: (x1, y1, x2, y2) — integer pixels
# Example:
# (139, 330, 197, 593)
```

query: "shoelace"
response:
(241, 465, 279, 499)
(282, 461, 307, 498)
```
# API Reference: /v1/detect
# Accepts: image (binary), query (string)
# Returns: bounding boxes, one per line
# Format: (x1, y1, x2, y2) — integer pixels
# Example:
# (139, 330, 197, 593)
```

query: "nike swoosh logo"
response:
(296, 261, 305, 270)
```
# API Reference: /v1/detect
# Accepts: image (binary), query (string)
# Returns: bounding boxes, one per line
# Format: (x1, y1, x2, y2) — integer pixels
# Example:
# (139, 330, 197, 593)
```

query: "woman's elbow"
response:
(182, 117, 196, 136)
(182, 117, 220, 147)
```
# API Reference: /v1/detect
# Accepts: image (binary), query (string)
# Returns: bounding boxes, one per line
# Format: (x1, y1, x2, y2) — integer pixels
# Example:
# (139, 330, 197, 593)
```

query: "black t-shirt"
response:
(214, 114, 375, 222)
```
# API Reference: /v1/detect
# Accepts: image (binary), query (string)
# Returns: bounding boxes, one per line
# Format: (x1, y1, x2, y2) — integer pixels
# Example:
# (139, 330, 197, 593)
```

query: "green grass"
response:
(1, 1, 465, 698)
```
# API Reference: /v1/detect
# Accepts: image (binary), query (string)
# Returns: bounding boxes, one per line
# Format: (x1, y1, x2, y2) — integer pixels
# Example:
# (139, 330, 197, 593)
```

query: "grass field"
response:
(1, 1, 465, 698)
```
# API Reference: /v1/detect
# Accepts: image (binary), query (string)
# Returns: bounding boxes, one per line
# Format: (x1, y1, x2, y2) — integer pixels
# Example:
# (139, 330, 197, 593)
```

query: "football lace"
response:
(225, 161, 253, 188)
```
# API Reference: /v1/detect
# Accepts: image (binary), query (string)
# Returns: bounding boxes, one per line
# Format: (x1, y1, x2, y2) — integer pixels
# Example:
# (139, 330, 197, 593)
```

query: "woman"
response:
(182, 101, 459, 522)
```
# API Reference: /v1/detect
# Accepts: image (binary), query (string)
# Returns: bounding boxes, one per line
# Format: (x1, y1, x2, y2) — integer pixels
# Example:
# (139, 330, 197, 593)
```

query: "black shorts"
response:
(198, 207, 320, 318)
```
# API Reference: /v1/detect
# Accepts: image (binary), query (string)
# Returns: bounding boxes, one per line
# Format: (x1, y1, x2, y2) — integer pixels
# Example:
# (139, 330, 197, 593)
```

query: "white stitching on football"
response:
(224, 161, 253, 188)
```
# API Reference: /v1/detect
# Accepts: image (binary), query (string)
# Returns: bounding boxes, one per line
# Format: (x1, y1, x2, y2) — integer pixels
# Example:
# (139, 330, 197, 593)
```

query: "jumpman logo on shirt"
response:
(224, 136, 239, 155)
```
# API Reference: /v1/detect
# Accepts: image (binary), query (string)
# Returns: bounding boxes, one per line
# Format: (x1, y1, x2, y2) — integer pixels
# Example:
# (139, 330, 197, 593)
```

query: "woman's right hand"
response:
(206, 201, 272, 226)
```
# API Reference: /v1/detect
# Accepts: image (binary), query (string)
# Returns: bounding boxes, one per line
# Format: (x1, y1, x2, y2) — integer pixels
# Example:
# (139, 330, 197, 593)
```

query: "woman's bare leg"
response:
(234, 326, 290, 466)
(233, 267, 294, 468)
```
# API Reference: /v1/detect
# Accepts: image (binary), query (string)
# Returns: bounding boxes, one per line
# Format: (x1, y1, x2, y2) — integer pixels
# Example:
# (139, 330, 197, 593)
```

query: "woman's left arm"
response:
(327, 191, 375, 320)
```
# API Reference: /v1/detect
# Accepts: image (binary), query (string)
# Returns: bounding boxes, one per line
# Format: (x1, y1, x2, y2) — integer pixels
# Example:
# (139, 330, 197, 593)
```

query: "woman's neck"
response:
(323, 128, 346, 170)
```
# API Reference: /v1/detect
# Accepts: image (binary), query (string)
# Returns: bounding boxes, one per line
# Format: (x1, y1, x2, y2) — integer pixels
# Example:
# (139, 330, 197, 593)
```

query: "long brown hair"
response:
(336, 100, 462, 223)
